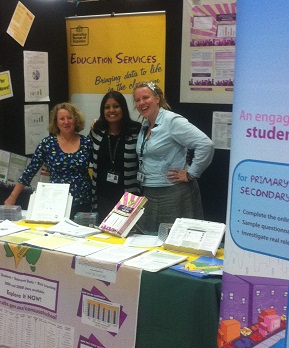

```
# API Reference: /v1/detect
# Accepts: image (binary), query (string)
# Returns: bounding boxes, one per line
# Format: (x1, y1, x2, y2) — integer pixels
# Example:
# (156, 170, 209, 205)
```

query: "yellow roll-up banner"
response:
(66, 12, 166, 133)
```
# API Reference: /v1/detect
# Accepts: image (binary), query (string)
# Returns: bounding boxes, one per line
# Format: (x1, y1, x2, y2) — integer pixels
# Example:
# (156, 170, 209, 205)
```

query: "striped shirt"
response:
(89, 126, 141, 210)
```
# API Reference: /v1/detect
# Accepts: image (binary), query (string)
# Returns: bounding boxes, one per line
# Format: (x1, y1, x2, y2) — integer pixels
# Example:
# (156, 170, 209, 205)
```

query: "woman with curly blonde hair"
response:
(5, 102, 93, 218)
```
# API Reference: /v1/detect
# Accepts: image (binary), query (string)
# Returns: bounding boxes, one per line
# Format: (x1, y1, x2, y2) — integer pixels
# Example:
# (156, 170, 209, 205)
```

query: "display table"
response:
(0, 222, 222, 348)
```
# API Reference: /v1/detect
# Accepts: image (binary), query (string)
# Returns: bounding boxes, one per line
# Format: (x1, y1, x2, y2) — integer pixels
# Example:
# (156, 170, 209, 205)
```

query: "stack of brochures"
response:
(0, 205, 22, 221)
(170, 255, 223, 278)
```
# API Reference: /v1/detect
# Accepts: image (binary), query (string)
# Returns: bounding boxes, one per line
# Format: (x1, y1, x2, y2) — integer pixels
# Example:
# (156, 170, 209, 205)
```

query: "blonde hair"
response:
(49, 102, 85, 134)
(133, 81, 171, 110)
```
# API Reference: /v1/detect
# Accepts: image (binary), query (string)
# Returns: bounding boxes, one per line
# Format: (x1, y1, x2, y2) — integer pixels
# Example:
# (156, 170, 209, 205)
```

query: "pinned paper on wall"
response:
(6, 1, 35, 47)
(212, 111, 232, 150)
(24, 104, 49, 155)
(180, 0, 236, 104)
(24, 51, 50, 102)
(0, 71, 13, 100)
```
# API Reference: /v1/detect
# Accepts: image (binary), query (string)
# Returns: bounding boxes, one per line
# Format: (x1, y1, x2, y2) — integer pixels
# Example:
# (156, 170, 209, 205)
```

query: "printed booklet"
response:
(99, 192, 147, 238)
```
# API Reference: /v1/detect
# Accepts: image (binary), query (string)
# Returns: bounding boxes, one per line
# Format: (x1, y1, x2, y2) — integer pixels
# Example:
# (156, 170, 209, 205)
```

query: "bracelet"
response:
(186, 172, 194, 181)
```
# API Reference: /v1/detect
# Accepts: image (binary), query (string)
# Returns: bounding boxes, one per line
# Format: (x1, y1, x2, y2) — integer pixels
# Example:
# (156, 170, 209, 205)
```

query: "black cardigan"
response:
(89, 124, 141, 211)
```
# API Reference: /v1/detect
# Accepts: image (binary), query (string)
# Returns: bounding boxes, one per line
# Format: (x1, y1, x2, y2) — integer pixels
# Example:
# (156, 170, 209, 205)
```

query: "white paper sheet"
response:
(0, 220, 30, 237)
(124, 249, 187, 272)
(87, 245, 147, 264)
(55, 239, 111, 256)
(46, 218, 101, 238)
(124, 234, 164, 247)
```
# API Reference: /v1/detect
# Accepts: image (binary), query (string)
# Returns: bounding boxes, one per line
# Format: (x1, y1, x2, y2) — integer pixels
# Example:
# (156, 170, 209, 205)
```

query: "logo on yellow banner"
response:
(70, 26, 89, 46)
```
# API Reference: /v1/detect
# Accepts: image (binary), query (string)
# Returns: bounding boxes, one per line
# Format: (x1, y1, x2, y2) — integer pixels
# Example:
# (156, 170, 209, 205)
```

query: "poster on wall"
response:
(180, 0, 236, 104)
(24, 104, 49, 155)
(24, 51, 50, 102)
(6, 1, 35, 47)
(0, 70, 13, 100)
(218, 1, 289, 347)
(0, 150, 10, 183)
(66, 12, 166, 135)
(6, 153, 27, 185)
(212, 111, 232, 150)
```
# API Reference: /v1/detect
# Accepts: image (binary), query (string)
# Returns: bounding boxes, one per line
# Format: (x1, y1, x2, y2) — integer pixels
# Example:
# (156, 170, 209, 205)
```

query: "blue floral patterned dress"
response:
(19, 135, 93, 207)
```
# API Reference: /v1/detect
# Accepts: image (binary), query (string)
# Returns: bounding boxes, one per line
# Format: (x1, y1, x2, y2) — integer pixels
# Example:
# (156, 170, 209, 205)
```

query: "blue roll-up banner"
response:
(219, 2, 289, 347)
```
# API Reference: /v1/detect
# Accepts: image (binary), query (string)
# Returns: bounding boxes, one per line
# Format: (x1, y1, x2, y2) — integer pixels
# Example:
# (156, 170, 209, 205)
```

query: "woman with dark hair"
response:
(89, 91, 141, 221)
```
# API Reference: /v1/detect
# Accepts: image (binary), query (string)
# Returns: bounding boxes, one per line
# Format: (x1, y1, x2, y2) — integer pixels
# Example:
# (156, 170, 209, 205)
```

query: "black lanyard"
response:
(139, 127, 149, 165)
(107, 134, 120, 166)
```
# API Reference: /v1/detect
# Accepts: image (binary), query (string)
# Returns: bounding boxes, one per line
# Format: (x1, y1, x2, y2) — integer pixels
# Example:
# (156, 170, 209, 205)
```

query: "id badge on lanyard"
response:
(137, 171, 144, 182)
(107, 171, 119, 184)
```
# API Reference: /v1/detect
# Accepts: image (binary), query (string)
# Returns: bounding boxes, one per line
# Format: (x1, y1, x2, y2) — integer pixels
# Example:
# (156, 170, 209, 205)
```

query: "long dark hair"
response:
(94, 91, 140, 137)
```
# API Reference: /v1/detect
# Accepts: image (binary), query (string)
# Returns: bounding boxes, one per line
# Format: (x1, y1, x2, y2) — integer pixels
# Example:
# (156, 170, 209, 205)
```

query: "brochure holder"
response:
(164, 218, 225, 257)
(25, 182, 73, 224)
(99, 192, 147, 238)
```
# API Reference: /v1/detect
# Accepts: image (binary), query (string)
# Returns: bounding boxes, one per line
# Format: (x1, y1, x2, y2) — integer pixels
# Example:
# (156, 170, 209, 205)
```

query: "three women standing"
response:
(5, 87, 214, 233)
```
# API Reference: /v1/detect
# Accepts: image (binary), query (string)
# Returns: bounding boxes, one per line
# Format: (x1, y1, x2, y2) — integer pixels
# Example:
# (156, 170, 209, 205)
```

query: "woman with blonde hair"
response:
(5, 102, 93, 218)
(133, 82, 214, 234)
